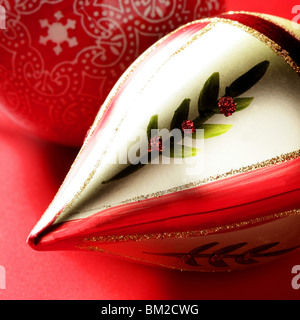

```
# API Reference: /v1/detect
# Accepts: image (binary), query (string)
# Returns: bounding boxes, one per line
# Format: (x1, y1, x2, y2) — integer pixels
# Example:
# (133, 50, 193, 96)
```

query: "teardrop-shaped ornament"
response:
(28, 12, 300, 271)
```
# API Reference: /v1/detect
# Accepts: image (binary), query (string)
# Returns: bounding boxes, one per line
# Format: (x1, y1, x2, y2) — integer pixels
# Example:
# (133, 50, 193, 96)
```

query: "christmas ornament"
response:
(0, 0, 225, 147)
(28, 12, 300, 271)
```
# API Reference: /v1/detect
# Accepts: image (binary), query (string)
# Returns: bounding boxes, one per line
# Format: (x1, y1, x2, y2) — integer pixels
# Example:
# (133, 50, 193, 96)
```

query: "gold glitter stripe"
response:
(77, 209, 300, 272)
(243, 11, 300, 42)
(54, 16, 300, 221)
(212, 17, 300, 74)
(119, 150, 300, 204)
(61, 149, 300, 217)
(76, 245, 220, 272)
(81, 209, 300, 244)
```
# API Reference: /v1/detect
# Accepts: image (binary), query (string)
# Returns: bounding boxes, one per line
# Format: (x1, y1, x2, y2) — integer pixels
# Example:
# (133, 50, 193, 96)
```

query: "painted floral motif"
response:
(39, 11, 78, 55)
(131, 0, 175, 22)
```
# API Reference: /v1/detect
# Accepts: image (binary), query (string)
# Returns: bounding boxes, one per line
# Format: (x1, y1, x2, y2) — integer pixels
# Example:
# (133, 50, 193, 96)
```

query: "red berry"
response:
(209, 254, 222, 263)
(148, 136, 162, 152)
(176, 254, 192, 263)
(218, 96, 237, 117)
(181, 120, 196, 134)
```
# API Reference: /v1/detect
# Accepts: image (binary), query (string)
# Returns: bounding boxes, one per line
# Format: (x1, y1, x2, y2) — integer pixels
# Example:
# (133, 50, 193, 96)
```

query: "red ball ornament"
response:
(0, 0, 226, 147)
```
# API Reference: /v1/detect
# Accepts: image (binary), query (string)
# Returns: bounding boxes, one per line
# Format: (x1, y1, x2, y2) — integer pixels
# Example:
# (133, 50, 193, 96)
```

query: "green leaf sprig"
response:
(102, 60, 270, 184)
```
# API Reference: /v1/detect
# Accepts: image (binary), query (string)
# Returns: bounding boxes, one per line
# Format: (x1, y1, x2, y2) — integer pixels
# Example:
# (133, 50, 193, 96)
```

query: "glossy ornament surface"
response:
(0, 0, 225, 146)
(28, 12, 300, 271)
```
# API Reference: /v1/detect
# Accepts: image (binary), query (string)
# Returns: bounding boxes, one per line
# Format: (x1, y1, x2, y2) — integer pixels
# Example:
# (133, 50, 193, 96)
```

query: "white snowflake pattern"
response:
(39, 11, 78, 55)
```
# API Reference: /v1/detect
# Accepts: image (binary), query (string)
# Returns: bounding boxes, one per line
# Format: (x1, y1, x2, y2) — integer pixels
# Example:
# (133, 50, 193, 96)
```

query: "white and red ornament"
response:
(28, 12, 300, 271)
(0, 0, 225, 146)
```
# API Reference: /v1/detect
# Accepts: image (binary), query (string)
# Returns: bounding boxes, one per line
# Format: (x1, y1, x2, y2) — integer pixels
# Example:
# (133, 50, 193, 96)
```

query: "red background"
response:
(0, 0, 300, 300)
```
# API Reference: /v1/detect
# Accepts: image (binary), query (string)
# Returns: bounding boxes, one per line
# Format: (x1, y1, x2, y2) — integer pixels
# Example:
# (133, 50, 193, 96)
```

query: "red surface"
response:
(1, 0, 300, 300)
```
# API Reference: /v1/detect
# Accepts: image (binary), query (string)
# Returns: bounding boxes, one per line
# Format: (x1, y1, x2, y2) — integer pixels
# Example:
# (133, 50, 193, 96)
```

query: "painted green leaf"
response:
(193, 114, 213, 128)
(198, 72, 220, 116)
(170, 98, 190, 130)
(147, 114, 158, 140)
(168, 145, 201, 158)
(211, 107, 221, 114)
(234, 97, 254, 112)
(192, 124, 233, 139)
(227, 60, 270, 97)
(211, 97, 254, 114)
